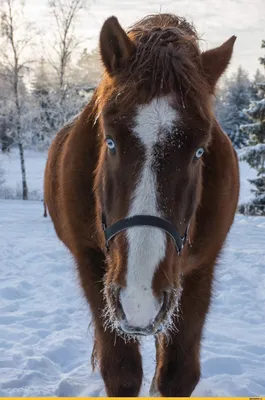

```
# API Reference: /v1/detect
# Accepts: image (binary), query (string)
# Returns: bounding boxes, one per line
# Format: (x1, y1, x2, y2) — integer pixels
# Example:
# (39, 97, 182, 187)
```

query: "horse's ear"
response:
(99, 16, 135, 75)
(201, 36, 237, 88)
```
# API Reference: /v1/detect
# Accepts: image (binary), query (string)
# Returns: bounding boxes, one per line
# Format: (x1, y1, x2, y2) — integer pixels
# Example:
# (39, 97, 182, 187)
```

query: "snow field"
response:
(0, 150, 264, 396)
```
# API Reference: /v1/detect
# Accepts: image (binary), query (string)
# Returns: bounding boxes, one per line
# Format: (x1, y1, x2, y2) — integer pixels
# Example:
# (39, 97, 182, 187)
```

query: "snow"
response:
(251, 98, 265, 111)
(238, 160, 257, 204)
(0, 200, 264, 397)
(0, 150, 264, 397)
(0, 150, 47, 200)
(240, 143, 265, 156)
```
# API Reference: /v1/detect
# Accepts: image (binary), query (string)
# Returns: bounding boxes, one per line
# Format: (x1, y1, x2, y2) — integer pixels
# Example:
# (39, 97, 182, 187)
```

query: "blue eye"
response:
(106, 138, 116, 152)
(195, 148, 204, 159)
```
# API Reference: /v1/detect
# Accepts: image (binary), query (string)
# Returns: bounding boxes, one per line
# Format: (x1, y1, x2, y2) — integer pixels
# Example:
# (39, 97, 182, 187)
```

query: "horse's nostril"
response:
(153, 290, 170, 325)
(107, 283, 125, 319)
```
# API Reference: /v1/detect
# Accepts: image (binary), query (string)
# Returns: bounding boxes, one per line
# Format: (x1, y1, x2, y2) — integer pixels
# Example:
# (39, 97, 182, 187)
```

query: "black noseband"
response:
(102, 214, 188, 254)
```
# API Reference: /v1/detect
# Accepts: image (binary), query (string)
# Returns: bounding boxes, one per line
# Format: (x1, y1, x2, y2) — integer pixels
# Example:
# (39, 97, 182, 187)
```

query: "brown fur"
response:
(44, 13, 239, 396)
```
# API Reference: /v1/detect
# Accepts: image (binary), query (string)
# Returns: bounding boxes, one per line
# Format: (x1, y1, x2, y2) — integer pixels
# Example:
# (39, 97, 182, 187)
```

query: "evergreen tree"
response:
(259, 40, 265, 68)
(215, 66, 251, 148)
(239, 41, 265, 215)
(250, 69, 265, 101)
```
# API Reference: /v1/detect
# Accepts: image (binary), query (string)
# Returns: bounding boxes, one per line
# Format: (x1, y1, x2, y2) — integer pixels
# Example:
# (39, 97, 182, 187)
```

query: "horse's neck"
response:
(59, 93, 102, 250)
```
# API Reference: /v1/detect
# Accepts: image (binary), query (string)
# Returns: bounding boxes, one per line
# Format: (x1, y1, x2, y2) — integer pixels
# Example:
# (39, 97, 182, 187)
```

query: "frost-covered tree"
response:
(75, 47, 102, 85)
(215, 66, 251, 148)
(239, 41, 265, 215)
(0, 63, 14, 152)
(31, 57, 56, 148)
(259, 39, 265, 68)
(0, 0, 36, 199)
(30, 0, 96, 147)
(250, 69, 265, 101)
(46, 0, 90, 127)
(31, 58, 94, 148)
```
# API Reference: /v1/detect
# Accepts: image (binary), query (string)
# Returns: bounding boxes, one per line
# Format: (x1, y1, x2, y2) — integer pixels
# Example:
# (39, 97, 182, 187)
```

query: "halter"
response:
(102, 214, 189, 255)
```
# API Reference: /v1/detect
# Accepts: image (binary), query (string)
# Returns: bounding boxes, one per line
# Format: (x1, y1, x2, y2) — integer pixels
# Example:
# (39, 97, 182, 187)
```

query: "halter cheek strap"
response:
(102, 214, 189, 254)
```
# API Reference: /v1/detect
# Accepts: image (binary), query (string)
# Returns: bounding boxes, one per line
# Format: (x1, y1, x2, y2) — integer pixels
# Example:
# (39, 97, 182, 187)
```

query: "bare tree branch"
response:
(47, 0, 88, 93)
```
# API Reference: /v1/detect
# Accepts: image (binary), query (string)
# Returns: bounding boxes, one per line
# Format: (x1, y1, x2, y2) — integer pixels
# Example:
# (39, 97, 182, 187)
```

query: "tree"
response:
(259, 40, 265, 68)
(0, 0, 35, 199)
(75, 47, 102, 85)
(31, 57, 56, 148)
(0, 63, 14, 152)
(215, 66, 251, 148)
(47, 0, 88, 125)
(250, 69, 265, 101)
(31, 56, 94, 149)
(239, 41, 265, 215)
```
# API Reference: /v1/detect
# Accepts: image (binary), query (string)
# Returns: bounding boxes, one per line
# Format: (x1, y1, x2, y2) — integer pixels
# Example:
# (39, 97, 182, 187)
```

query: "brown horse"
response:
(44, 13, 240, 397)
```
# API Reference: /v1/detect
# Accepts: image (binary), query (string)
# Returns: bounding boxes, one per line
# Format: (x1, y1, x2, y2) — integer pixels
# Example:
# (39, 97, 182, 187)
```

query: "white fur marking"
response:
(120, 96, 178, 328)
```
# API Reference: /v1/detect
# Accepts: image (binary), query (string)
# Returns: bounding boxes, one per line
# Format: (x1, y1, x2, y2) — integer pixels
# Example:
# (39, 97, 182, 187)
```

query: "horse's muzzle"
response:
(116, 290, 170, 336)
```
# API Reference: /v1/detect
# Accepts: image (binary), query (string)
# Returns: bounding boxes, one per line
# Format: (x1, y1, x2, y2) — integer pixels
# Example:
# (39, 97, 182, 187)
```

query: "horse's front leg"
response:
(95, 325, 143, 396)
(76, 249, 143, 397)
(151, 267, 213, 397)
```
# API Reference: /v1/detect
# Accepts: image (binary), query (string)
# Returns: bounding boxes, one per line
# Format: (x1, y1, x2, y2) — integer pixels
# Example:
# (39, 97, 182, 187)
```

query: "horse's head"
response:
(94, 14, 236, 338)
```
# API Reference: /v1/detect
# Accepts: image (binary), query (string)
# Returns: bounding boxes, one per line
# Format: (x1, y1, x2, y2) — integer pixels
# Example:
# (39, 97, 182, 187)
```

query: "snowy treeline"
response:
(215, 67, 252, 149)
(0, 0, 101, 199)
(215, 40, 265, 215)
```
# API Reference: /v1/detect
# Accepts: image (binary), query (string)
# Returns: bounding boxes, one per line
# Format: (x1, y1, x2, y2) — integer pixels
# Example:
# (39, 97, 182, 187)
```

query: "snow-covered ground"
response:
(0, 150, 47, 201)
(0, 150, 264, 397)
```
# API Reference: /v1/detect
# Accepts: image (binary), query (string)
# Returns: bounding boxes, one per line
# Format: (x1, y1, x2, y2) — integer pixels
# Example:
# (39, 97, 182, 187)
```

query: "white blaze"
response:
(120, 96, 178, 328)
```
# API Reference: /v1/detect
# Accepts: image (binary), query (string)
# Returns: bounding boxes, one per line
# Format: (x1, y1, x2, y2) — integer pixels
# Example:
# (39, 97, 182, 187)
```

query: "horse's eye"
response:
(195, 148, 204, 159)
(106, 138, 116, 152)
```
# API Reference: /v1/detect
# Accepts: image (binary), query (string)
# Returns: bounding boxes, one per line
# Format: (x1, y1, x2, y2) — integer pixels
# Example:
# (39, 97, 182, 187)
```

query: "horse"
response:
(44, 13, 240, 397)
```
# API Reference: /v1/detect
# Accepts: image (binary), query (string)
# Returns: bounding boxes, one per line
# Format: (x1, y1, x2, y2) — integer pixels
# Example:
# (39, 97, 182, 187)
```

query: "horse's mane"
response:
(97, 13, 210, 119)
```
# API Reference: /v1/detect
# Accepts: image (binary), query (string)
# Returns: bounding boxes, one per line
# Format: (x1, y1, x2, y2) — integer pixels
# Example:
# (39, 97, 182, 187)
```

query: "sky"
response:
(23, 0, 265, 77)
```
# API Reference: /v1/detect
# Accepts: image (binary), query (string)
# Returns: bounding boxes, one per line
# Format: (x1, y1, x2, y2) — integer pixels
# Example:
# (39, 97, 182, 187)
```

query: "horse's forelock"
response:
(127, 14, 199, 39)
(96, 13, 210, 119)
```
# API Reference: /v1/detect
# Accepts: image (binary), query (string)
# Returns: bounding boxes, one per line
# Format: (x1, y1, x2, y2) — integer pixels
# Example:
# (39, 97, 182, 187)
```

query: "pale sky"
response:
(24, 0, 265, 77)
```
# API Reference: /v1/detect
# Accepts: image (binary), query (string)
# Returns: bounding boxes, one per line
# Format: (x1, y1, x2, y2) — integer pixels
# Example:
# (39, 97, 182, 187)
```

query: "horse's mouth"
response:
(117, 323, 160, 336)
(103, 283, 182, 339)
(116, 290, 174, 337)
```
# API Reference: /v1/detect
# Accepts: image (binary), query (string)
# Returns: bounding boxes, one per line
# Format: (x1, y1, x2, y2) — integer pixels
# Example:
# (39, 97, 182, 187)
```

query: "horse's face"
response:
(98, 95, 209, 336)
(95, 16, 236, 338)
